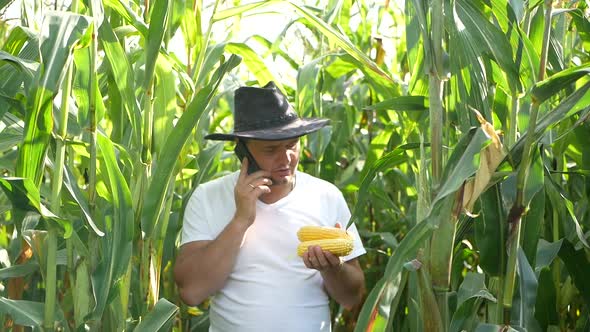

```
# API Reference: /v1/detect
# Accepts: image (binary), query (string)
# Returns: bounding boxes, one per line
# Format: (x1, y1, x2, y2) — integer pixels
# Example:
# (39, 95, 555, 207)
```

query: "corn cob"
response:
(297, 225, 351, 242)
(297, 238, 354, 257)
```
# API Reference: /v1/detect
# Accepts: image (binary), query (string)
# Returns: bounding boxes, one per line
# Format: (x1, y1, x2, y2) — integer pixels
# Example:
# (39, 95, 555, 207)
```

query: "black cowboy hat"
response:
(204, 81, 329, 141)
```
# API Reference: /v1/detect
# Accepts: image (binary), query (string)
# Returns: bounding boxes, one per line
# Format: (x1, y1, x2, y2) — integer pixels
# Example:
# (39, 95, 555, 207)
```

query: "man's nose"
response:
(278, 149, 291, 164)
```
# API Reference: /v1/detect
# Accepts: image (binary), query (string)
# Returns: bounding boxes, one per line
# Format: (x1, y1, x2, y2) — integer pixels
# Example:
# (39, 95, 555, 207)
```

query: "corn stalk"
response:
(45, 5, 77, 328)
(425, 0, 452, 329)
(502, 0, 554, 323)
(138, 0, 170, 311)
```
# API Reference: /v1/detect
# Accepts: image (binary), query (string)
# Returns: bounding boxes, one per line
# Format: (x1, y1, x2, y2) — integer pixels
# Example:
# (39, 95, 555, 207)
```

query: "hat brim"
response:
(205, 118, 330, 141)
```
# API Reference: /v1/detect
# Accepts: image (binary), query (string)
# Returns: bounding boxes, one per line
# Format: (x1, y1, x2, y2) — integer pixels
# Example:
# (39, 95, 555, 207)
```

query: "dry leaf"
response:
(463, 108, 506, 213)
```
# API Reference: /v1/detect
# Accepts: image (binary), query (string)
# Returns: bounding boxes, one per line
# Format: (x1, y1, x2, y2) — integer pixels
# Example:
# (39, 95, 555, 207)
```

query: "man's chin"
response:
(269, 175, 292, 187)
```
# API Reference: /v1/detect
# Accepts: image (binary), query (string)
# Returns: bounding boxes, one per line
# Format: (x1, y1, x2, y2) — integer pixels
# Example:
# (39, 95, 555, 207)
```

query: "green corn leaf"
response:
(0, 27, 38, 107)
(144, 0, 170, 91)
(72, 258, 93, 329)
(531, 63, 590, 104)
(153, 57, 177, 156)
(569, 9, 590, 51)
(141, 54, 241, 237)
(545, 165, 590, 248)
(226, 42, 278, 88)
(559, 239, 590, 306)
(297, 56, 322, 118)
(511, 81, 590, 167)
(454, 0, 521, 94)
(133, 298, 178, 332)
(251, 35, 299, 69)
(62, 165, 104, 236)
(434, 128, 489, 206)
(90, 133, 133, 320)
(195, 43, 227, 88)
(450, 273, 496, 332)
(514, 249, 542, 331)
(475, 185, 506, 277)
(0, 50, 37, 79)
(534, 239, 563, 277)
(16, 12, 90, 187)
(0, 297, 68, 328)
(193, 142, 225, 186)
(349, 145, 410, 227)
(364, 96, 429, 112)
(535, 269, 558, 329)
(521, 186, 544, 266)
(1, 25, 37, 55)
(0, 262, 39, 280)
(99, 20, 141, 147)
(0, 177, 72, 237)
(0, 298, 44, 327)
(212, 1, 269, 21)
(102, 0, 149, 36)
(213, 1, 396, 93)
(355, 196, 453, 331)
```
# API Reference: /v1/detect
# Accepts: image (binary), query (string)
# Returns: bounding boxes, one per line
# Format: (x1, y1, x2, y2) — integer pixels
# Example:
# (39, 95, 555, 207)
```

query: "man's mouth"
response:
(273, 168, 291, 177)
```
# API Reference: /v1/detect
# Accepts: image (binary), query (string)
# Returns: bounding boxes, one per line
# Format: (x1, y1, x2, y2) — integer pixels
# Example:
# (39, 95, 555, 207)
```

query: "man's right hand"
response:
(233, 158, 272, 226)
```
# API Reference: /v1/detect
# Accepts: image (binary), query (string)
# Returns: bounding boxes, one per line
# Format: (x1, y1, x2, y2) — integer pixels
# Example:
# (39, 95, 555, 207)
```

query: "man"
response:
(174, 81, 366, 331)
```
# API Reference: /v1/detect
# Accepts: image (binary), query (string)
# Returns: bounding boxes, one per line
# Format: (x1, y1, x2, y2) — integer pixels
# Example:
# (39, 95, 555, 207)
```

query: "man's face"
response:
(246, 138, 300, 186)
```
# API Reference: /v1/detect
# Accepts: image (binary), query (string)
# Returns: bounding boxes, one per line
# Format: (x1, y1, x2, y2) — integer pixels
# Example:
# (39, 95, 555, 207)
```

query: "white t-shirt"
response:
(181, 171, 366, 332)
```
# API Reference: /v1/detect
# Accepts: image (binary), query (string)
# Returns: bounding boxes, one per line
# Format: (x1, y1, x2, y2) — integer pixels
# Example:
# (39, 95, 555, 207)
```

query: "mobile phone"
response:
(234, 140, 261, 174)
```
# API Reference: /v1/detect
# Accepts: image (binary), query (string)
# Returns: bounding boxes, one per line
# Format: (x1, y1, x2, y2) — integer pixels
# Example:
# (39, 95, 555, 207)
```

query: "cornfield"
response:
(0, 0, 589, 331)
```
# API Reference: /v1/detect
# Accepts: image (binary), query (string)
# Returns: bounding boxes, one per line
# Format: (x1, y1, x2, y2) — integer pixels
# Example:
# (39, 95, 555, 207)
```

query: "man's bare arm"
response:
(174, 219, 249, 306)
(303, 246, 365, 309)
(174, 160, 272, 305)
(320, 258, 365, 309)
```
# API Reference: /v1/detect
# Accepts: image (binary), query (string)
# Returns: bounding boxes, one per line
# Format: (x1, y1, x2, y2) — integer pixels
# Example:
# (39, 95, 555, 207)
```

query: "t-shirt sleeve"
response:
(181, 186, 214, 245)
(334, 191, 366, 262)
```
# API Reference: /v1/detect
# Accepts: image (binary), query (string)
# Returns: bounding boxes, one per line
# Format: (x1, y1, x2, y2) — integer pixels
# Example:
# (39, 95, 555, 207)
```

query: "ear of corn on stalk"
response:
(296, 226, 354, 257)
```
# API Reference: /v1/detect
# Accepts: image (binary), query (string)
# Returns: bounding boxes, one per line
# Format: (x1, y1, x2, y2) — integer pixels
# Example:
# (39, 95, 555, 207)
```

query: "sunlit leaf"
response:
(0, 177, 72, 236)
(143, 0, 170, 91)
(531, 63, 590, 103)
(133, 298, 178, 331)
(16, 12, 90, 187)
(454, 0, 522, 94)
(226, 43, 279, 88)
(102, 0, 149, 36)
(364, 96, 428, 112)
(98, 19, 141, 146)
(141, 54, 241, 237)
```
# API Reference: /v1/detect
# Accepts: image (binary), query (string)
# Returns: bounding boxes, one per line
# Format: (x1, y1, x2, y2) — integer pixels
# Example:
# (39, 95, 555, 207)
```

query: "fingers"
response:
(238, 157, 248, 180)
(249, 177, 273, 190)
(236, 161, 272, 196)
(303, 246, 342, 271)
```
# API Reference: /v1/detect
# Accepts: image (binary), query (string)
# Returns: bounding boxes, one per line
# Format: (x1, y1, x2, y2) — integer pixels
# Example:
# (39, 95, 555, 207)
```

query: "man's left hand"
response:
(302, 245, 343, 272)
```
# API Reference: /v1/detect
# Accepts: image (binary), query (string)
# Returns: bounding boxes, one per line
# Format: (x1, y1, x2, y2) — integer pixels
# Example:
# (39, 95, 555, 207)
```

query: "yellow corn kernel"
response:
(297, 225, 351, 242)
(297, 238, 354, 257)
